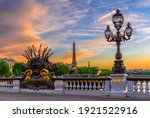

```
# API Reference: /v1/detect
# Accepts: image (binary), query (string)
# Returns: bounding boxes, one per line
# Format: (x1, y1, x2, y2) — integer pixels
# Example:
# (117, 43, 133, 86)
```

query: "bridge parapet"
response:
(0, 78, 21, 92)
(54, 76, 111, 96)
(0, 75, 150, 98)
(127, 76, 150, 97)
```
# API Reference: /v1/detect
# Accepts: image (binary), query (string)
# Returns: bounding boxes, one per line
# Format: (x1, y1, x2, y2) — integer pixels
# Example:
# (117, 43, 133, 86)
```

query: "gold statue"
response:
(24, 69, 32, 80)
(40, 69, 50, 80)
(69, 66, 77, 74)
(97, 70, 102, 76)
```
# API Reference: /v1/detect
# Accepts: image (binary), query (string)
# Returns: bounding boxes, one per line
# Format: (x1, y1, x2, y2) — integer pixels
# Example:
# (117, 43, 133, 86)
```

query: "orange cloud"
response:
(79, 38, 113, 53)
(0, 0, 47, 62)
(124, 54, 150, 69)
(54, 49, 95, 64)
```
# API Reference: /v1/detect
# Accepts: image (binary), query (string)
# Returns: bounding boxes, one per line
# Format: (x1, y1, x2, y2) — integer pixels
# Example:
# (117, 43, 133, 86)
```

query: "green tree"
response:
(100, 69, 112, 76)
(12, 62, 27, 76)
(0, 61, 10, 77)
(77, 67, 98, 74)
(54, 62, 69, 76)
(126, 71, 150, 75)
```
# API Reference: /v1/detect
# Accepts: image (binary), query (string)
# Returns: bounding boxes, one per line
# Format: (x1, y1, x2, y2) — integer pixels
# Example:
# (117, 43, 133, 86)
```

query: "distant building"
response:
(0, 58, 16, 68)
(127, 69, 143, 73)
(143, 69, 150, 72)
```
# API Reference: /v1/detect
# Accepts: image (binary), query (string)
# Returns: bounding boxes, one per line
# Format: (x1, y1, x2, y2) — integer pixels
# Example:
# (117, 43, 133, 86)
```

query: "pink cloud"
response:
(0, 0, 47, 61)
(54, 49, 95, 64)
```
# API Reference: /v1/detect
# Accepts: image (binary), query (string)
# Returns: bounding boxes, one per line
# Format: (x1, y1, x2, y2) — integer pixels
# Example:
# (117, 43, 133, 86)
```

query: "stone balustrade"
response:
(127, 76, 150, 97)
(0, 80, 13, 88)
(54, 76, 111, 96)
(0, 78, 21, 92)
(0, 75, 150, 98)
(64, 80, 105, 91)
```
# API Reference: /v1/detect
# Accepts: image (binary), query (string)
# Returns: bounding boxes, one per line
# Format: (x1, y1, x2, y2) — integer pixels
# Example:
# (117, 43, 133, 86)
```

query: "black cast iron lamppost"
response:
(104, 9, 132, 74)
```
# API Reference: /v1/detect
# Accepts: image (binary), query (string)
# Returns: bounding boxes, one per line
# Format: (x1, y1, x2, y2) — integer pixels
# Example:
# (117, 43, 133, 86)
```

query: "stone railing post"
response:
(54, 79, 64, 93)
(110, 74, 127, 97)
(104, 80, 111, 96)
(126, 80, 134, 97)
(12, 80, 20, 92)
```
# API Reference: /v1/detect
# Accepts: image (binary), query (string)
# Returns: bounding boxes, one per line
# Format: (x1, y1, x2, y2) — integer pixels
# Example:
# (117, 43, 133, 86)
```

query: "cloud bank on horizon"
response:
(0, 0, 150, 69)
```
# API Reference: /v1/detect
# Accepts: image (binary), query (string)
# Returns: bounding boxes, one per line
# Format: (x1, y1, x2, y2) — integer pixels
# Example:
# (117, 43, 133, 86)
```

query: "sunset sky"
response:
(0, 0, 150, 69)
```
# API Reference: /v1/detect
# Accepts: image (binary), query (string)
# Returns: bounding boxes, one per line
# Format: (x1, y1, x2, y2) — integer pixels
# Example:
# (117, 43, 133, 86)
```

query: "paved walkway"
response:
(0, 92, 150, 101)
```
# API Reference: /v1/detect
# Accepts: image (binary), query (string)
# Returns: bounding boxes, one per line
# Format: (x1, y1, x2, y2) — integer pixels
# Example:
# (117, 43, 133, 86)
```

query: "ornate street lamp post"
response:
(104, 9, 132, 74)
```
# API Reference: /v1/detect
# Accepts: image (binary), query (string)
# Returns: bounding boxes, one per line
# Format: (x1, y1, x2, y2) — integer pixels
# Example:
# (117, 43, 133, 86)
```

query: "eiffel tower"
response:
(72, 41, 77, 67)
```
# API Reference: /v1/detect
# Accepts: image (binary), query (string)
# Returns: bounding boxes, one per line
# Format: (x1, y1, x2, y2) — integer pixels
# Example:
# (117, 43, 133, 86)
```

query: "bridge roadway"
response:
(0, 92, 150, 101)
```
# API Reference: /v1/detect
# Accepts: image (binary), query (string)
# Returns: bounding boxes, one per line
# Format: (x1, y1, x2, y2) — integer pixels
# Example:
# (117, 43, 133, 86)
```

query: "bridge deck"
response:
(0, 92, 150, 101)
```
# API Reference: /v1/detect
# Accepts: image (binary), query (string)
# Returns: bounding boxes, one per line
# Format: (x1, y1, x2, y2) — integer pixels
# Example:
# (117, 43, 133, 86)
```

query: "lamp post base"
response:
(112, 60, 126, 74)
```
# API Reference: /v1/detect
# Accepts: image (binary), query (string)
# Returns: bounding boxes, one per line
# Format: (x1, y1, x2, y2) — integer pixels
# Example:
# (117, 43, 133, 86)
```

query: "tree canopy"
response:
(0, 61, 10, 77)
(77, 67, 112, 76)
(54, 62, 69, 76)
(12, 62, 27, 76)
(77, 67, 98, 74)
(54, 64, 112, 76)
(100, 69, 112, 76)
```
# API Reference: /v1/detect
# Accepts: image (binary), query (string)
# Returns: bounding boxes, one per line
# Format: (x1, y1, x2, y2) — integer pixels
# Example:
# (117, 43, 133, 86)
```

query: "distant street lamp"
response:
(104, 9, 132, 74)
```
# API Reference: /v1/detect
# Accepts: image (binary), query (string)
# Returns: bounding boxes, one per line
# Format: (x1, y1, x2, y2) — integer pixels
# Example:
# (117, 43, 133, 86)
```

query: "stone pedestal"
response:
(54, 80, 64, 94)
(13, 80, 20, 92)
(126, 80, 134, 97)
(110, 74, 127, 97)
(104, 80, 111, 96)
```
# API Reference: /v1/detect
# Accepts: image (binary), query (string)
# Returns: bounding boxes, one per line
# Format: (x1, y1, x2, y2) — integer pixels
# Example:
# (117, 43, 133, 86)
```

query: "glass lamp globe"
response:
(104, 25, 111, 40)
(125, 22, 132, 38)
(112, 9, 124, 30)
